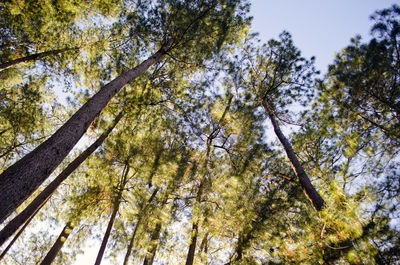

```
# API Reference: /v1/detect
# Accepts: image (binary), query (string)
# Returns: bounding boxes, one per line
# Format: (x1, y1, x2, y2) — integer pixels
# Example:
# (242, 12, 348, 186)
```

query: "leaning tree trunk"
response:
(261, 99, 325, 210)
(39, 222, 74, 265)
(122, 221, 140, 265)
(94, 165, 129, 265)
(185, 222, 199, 265)
(0, 196, 47, 261)
(143, 223, 162, 265)
(0, 48, 165, 223)
(0, 47, 76, 71)
(123, 188, 159, 265)
(0, 112, 123, 247)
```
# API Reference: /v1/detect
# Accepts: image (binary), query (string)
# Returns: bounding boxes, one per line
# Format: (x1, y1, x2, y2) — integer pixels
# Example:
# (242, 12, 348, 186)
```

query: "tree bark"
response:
(0, 196, 47, 261)
(261, 99, 325, 211)
(0, 48, 165, 223)
(185, 222, 199, 265)
(39, 222, 74, 265)
(94, 165, 129, 265)
(123, 188, 159, 265)
(0, 111, 123, 246)
(143, 223, 161, 265)
(0, 48, 75, 71)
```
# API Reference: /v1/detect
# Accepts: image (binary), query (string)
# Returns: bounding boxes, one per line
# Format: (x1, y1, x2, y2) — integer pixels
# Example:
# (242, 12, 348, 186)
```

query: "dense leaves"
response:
(0, 2, 399, 265)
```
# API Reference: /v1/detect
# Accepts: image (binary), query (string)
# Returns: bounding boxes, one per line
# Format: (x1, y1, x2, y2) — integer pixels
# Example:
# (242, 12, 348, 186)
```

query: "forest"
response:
(0, 0, 399, 264)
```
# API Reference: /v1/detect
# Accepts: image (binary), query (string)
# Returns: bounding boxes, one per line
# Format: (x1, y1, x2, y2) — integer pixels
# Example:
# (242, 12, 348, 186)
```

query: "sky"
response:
(250, 0, 398, 73)
(73, 1, 398, 264)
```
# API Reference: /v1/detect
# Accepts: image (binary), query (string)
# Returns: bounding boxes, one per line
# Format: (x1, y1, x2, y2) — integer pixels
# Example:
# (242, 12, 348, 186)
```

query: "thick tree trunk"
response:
(185, 222, 199, 265)
(143, 223, 161, 265)
(261, 99, 325, 210)
(0, 48, 75, 71)
(123, 188, 159, 265)
(0, 112, 123, 246)
(0, 48, 164, 223)
(39, 222, 74, 265)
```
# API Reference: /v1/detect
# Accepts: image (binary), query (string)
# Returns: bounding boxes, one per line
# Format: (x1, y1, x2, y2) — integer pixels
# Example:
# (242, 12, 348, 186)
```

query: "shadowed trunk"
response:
(0, 196, 47, 261)
(185, 222, 199, 265)
(0, 47, 76, 71)
(39, 222, 74, 265)
(0, 48, 164, 223)
(94, 165, 129, 265)
(0, 112, 124, 246)
(262, 99, 325, 210)
(143, 223, 162, 265)
(123, 188, 159, 265)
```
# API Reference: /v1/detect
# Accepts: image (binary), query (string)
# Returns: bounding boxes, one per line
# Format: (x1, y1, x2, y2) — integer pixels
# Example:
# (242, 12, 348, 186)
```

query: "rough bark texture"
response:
(143, 223, 161, 265)
(185, 222, 199, 265)
(0, 48, 72, 71)
(262, 99, 325, 211)
(123, 188, 159, 265)
(39, 222, 73, 265)
(0, 48, 165, 223)
(0, 112, 123, 246)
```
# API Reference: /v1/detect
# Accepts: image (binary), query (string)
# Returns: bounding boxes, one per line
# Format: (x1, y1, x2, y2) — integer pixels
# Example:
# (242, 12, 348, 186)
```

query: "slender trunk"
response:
(185, 222, 199, 265)
(39, 222, 74, 265)
(143, 223, 161, 265)
(94, 165, 129, 265)
(93, 195, 121, 265)
(123, 188, 159, 265)
(122, 222, 140, 265)
(0, 48, 75, 71)
(261, 99, 325, 210)
(0, 48, 163, 223)
(0, 196, 47, 261)
(0, 112, 123, 246)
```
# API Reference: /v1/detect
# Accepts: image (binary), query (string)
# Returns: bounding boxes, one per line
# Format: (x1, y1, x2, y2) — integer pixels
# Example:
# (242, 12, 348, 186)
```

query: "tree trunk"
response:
(261, 99, 325, 210)
(0, 196, 47, 261)
(0, 48, 75, 71)
(0, 111, 123, 246)
(122, 222, 140, 265)
(143, 223, 161, 265)
(0, 48, 164, 222)
(94, 164, 129, 265)
(39, 222, 74, 265)
(185, 222, 199, 265)
(123, 188, 159, 265)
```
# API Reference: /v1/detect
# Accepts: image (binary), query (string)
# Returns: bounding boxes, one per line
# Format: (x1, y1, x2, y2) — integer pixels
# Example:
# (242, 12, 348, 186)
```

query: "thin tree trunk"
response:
(123, 188, 159, 265)
(0, 47, 164, 222)
(185, 222, 199, 265)
(0, 196, 48, 261)
(0, 48, 75, 71)
(0, 111, 124, 246)
(143, 223, 161, 265)
(261, 99, 325, 210)
(122, 222, 140, 265)
(39, 222, 74, 265)
(94, 165, 129, 265)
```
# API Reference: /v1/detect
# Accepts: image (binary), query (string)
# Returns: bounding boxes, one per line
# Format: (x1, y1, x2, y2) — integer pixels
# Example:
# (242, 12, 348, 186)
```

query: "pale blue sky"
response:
(250, 0, 398, 72)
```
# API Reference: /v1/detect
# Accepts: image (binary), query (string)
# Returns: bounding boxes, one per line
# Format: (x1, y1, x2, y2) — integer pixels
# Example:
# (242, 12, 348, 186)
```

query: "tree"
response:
(0, 0, 250, 223)
(227, 32, 325, 210)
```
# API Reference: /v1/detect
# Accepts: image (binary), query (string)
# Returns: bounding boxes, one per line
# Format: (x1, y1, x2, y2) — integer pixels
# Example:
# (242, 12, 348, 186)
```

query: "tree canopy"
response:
(0, 2, 399, 265)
